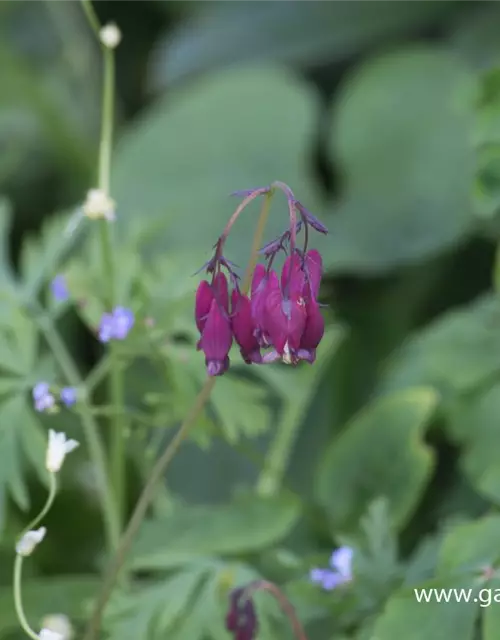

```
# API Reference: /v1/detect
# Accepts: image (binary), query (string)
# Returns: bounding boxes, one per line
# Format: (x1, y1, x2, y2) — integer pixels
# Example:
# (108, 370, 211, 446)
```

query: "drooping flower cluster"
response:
(310, 546, 354, 590)
(195, 183, 328, 376)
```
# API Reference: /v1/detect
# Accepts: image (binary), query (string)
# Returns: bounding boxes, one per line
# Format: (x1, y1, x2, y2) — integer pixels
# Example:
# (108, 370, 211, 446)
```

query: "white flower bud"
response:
(82, 189, 116, 221)
(46, 430, 79, 473)
(99, 23, 122, 49)
(40, 614, 73, 640)
(16, 527, 46, 556)
(39, 629, 64, 640)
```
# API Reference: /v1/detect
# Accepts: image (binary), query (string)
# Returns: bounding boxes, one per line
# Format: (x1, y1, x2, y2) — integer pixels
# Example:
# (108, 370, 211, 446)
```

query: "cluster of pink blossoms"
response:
(194, 183, 328, 376)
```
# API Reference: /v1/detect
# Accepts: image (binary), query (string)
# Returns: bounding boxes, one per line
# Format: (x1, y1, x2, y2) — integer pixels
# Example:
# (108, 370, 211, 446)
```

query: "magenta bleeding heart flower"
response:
(195, 272, 232, 376)
(194, 182, 328, 375)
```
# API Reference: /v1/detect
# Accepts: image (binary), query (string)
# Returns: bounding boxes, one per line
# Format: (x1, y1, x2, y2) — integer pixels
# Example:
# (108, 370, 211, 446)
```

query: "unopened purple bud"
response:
(195, 280, 214, 333)
(60, 387, 77, 407)
(230, 186, 271, 198)
(51, 275, 69, 301)
(226, 587, 258, 640)
(295, 202, 328, 234)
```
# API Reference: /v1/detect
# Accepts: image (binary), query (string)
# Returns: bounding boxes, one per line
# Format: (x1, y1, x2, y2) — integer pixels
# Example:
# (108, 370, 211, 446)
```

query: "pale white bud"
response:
(46, 430, 79, 473)
(82, 189, 116, 221)
(99, 23, 122, 49)
(16, 527, 46, 556)
(40, 615, 73, 640)
(39, 629, 64, 640)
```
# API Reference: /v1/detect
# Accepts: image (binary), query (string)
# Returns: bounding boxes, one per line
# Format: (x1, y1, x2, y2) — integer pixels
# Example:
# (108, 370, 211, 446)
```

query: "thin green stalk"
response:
(81, 0, 126, 530)
(13, 556, 39, 640)
(22, 473, 58, 536)
(83, 193, 274, 640)
(14, 473, 58, 640)
(36, 312, 120, 552)
(256, 406, 299, 496)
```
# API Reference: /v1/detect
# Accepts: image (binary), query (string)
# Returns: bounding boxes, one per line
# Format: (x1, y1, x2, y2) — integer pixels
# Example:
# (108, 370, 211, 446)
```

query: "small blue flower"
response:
(60, 387, 77, 407)
(51, 275, 69, 301)
(310, 546, 353, 591)
(98, 306, 135, 343)
(32, 382, 55, 413)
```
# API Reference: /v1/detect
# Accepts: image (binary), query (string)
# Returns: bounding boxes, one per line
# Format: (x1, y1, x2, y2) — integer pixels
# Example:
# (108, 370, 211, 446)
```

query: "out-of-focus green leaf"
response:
(256, 324, 344, 495)
(131, 494, 300, 570)
(0, 576, 100, 639)
(210, 373, 270, 443)
(0, 394, 47, 528)
(324, 48, 476, 273)
(438, 515, 500, 575)
(482, 577, 500, 639)
(105, 565, 208, 640)
(373, 576, 479, 640)
(380, 295, 500, 398)
(450, 382, 500, 504)
(112, 67, 324, 266)
(106, 560, 279, 640)
(151, 1, 457, 88)
(315, 388, 437, 532)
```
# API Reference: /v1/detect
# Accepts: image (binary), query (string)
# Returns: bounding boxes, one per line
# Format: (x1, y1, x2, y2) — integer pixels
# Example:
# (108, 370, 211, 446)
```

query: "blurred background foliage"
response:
(2, 1, 500, 639)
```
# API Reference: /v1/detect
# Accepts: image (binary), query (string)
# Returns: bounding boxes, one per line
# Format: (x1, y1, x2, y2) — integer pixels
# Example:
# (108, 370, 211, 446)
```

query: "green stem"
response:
(81, 0, 126, 530)
(21, 473, 58, 536)
(13, 556, 39, 640)
(256, 406, 299, 496)
(36, 312, 120, 552)
(83, 192, 274, 640)
(14, 473, 59, 640)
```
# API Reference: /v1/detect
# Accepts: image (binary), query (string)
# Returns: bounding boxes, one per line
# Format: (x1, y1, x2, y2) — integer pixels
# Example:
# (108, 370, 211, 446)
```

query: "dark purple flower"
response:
(310, 546, 353, 590)
(51, 275, 69, 301)
(98, 306, 134, 343)
(32, 382, 55, 413)
(195, 273, 232, 376)
(231, 290, 261, 364)
(60, 387, 77, 407)
(226, 587, 258, 640)
(262, 268, 307, 364)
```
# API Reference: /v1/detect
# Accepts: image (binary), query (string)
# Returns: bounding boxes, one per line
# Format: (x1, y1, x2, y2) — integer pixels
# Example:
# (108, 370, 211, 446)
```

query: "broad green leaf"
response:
(373, 575, 479, 640)
(380, 294, 500, 398)
(151, 2, 455, 87)
(112, 67, 324, 266)
(131, 494, 300, 570)
(325, 48, 476, 272)
(315, 388, 437, 532)
(451, 382, 500, 504)
(438, 515, 500, 576)
(0, 576, 100, 639)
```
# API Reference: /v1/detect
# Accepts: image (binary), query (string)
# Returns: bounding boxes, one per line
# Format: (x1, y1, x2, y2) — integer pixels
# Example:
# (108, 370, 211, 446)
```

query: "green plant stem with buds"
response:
(80, 0, 127, 530)
(83, 192, 274, 640)
(36, 310, 120, 552)
(14, 473, 58, 639)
